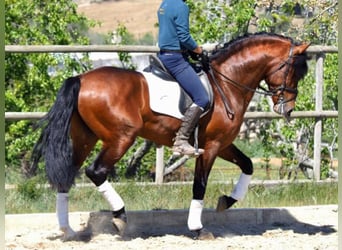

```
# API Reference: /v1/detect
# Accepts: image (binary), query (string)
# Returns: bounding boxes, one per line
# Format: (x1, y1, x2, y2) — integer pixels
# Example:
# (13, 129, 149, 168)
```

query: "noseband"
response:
(265, 44, 298, 106)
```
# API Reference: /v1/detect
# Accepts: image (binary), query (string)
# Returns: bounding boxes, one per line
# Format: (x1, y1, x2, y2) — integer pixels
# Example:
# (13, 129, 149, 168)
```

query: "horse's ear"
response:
(294, 43, 310, 55)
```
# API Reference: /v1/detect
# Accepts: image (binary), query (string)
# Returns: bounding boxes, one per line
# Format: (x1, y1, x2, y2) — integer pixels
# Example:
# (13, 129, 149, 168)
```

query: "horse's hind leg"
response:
(57, 113, 98, 240)
(217, 143, 253, 211)
(85, 137, 136, 235)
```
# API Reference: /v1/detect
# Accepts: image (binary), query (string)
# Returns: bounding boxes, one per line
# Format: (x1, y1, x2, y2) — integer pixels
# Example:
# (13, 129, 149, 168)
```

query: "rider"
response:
(157, 0, 209, 156)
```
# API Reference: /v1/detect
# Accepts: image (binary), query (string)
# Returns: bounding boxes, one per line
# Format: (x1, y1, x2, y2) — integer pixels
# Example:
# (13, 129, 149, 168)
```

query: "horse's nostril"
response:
(287, 108, 293, 117)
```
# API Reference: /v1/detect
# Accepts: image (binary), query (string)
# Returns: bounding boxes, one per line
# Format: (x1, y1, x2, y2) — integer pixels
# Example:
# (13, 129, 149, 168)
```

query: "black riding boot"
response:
(172, 105, 204, 156)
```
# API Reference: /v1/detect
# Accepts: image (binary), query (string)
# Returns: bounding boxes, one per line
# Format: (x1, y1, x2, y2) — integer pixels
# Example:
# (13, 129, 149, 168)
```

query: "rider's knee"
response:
(195, 96, 210, 110)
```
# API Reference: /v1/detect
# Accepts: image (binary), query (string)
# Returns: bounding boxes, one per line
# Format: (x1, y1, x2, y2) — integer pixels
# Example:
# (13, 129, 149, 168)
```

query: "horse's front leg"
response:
(188, 155, 216, 240)
(217, 143, 253, 211)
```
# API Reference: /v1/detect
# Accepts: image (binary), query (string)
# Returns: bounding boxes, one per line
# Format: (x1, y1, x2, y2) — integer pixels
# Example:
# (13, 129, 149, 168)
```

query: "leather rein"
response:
(207, 44, 297, 120)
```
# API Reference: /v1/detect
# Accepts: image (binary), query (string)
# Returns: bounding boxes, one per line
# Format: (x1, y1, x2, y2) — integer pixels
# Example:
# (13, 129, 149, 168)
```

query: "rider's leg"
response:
(158, 52, 209, 156)
(172, 103, 204, 156)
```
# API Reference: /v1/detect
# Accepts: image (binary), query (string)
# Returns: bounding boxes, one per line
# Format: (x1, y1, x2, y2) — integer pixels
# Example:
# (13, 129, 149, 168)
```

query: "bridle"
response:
(264, 44, 298, 105)
(208, 43, 297, 118)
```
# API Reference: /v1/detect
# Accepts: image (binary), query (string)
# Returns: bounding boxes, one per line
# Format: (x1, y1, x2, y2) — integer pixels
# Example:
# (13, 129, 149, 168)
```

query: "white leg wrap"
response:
(230, 173, 252, 201)
(98, 180, 124, 211)
(187, 199, 203, 231)
(56, 192, 76, 238)
(56, 192, 71, 228)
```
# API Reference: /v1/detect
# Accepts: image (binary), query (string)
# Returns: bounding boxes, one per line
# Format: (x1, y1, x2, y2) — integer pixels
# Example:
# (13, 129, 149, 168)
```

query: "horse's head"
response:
(209, 33, 310, 121)
(265, 43, 310, 120)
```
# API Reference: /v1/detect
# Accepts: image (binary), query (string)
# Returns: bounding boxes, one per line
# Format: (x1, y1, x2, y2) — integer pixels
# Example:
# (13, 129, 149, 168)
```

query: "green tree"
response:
(5, 0, 96, 175)
(185, 0, 337, 179)
(254, 1, 338, 178)
(187, 0, 255, 43)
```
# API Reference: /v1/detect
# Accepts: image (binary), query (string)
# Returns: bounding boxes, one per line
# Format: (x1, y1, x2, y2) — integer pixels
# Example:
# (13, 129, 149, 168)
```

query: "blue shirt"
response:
(157, 0, 198, 51)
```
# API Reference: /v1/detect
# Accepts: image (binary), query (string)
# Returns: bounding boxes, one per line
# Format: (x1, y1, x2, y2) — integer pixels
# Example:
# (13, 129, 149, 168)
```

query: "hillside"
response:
(77, 1, 308, 42)
(77, 0, 160, 39)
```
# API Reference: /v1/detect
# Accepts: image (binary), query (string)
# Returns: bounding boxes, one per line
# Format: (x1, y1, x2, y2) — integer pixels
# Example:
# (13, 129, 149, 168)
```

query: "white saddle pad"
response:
(141, 71, 184, 119)
(140, 71, 212, 119)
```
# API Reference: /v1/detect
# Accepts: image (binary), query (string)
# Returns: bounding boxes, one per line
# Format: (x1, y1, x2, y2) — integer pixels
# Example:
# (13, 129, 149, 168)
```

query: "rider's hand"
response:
(199, 50, 210, 72)
(193, 46, 203, 54)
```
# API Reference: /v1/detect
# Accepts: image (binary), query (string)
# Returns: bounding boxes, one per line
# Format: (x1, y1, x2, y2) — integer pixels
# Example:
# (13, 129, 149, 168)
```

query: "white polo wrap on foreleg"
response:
(98, 180, 124, 211)
(187, 199, 204, 231)
(230, 173, 252, 200)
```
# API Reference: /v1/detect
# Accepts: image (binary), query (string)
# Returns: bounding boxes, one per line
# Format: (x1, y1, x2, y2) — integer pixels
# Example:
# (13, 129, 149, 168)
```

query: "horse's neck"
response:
(221, 40, 284, 87)
(214, 52, 269, 111)
(212, 37, 291, 115)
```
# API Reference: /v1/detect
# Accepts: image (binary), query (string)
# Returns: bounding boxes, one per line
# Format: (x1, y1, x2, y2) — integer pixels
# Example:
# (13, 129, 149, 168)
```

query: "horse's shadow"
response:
(202, 207, 337, 238)
(55, 208, 337, 242)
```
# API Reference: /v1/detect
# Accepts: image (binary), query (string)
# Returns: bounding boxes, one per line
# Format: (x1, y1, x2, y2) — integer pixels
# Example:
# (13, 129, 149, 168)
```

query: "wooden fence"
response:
(4, 45, 338, 182)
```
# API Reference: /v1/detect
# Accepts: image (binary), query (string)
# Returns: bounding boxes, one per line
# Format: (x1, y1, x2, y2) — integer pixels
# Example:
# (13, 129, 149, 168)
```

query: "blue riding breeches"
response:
(158, 51, 209, 110)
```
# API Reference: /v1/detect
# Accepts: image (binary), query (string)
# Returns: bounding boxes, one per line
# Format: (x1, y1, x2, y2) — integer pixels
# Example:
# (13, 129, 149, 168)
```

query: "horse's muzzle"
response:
(273, 103, 293, 122)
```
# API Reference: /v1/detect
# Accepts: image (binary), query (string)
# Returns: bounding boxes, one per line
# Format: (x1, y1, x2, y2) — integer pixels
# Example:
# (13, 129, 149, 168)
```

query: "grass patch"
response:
(6, 181, 337, 214)
(6, 149, 335, 214)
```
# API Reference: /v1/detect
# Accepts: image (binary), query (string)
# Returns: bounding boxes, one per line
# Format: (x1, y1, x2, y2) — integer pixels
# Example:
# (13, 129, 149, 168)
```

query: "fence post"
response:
(155, 145, 164, 184)
(313, 53, 324, 181)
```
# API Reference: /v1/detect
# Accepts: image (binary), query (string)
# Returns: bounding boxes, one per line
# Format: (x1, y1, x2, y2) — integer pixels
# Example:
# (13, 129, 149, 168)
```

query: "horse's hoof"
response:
(216, 195, 229, 212)
(194, 228, 215, 240)
(216, 195, 237, 212)
(112, 218, 127, 236)
(60, 226, 77, 241)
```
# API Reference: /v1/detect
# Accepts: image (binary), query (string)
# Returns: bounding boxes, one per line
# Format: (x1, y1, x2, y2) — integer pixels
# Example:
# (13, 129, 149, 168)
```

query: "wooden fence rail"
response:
(4, 45, 338, 182)
(5, 45, 338, 54)
(4, 111, 338, 121)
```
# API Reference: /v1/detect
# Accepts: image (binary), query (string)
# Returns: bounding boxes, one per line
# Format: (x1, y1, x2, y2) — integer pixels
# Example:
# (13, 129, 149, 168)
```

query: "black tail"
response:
(31, 76, 81, 192)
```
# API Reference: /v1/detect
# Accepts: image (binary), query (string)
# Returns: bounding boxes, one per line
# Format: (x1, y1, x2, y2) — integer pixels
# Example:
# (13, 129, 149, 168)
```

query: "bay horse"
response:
(31, 33, 309, 240)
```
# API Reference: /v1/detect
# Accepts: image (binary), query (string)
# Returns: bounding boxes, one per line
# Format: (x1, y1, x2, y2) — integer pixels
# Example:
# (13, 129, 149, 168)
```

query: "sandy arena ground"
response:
(5, 205, 338, 250)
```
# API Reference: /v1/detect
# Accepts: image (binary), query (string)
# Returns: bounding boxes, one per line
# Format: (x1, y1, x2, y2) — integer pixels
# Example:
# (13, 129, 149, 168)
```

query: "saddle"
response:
(143, 55, 213, 116)
(144, 55, 175, 82)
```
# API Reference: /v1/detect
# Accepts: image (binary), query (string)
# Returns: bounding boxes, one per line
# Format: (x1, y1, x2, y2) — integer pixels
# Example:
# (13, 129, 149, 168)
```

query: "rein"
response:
(210, 67, 274, 97)
(207, 43, 297, 118)
(208, 69, 235, 119)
